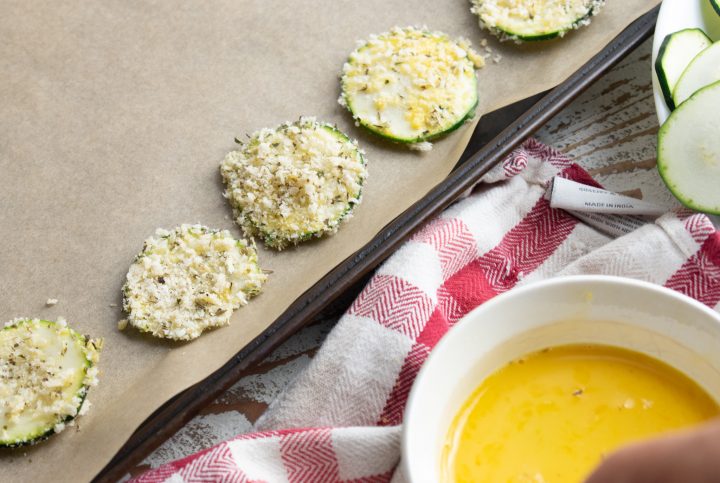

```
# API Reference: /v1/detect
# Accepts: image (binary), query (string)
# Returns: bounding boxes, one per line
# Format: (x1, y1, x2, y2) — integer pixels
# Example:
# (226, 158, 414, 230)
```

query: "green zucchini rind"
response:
(658, 80, 720, 214)
(470, 0, 605, 42)
(122, 224, 267, 341)
(221, 117, 368, 249)
(0, 318, 101, 447)
(711, 0, 720, 17)
(655, 29, 712, 110)
(340, 27, 483, 146)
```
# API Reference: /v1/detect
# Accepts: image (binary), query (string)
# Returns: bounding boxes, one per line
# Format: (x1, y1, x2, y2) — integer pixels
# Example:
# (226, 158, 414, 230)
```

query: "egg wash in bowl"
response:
(402, 277, 720, 483)
(443, 343, 719, 482)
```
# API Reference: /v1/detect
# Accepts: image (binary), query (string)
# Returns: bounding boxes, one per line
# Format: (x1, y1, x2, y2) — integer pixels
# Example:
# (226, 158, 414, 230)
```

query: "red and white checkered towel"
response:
(133, 139, 720, 483)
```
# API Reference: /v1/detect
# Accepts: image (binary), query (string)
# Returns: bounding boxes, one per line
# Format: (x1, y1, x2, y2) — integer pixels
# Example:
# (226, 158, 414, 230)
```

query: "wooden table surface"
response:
(125, 36, 680, 478)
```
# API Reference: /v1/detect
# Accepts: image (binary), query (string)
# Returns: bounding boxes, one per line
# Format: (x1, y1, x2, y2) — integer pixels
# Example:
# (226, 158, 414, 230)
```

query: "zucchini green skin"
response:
(477, 1, 603, 42)
(657, 80, 720, 214)
(0, 319, 94, 448)
(655, 29, 712, 110)
(656, 33, 679, 110)
(711, 0, 720, 17)
(487, 14, 589, 42)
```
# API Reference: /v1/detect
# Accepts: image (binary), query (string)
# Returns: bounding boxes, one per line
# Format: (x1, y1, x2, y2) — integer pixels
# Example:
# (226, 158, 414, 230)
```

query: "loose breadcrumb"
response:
(409, 142, 433, 152)
(45, 298, 58, 306)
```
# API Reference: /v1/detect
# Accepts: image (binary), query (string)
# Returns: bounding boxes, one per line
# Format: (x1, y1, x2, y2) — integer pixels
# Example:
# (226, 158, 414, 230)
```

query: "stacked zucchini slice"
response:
(655, 29, 712, 110)
(655, 16, 720, 214)
(658, 81, 720, 214)
(672, 41, 720, 107)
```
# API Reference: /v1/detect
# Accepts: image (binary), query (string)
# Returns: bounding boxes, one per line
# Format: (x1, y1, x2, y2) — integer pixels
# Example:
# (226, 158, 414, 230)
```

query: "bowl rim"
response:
(401, 274, 720, 482)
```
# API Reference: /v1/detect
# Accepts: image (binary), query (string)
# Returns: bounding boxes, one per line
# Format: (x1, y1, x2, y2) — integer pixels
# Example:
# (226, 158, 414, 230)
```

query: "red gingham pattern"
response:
(280, 429, 339, 482)
(411, 218, 477, 280)
(132, 139, 720, 482)
(348, 275, 434, 340)
(665, 234, 720, 307)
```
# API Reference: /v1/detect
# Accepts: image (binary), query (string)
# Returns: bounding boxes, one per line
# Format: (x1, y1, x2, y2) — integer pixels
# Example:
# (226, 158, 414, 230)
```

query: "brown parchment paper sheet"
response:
(0, 0, 657, 480)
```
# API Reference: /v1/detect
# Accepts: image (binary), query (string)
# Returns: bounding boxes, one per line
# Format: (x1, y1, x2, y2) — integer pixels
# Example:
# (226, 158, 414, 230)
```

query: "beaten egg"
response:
(443, 344, 719, 482)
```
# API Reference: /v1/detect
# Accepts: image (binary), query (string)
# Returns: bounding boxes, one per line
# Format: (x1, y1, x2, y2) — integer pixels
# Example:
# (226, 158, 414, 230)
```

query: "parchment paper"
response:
(0, 0, 657, 480)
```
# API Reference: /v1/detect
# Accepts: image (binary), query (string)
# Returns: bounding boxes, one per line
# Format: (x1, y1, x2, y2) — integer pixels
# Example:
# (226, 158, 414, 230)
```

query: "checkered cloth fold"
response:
(133, 139, 720, 483)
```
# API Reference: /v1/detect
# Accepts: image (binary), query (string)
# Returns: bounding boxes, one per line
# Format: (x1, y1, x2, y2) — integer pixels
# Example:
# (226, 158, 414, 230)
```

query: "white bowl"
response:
(652, 0, 720, 124)
(402, 275, 720, 483)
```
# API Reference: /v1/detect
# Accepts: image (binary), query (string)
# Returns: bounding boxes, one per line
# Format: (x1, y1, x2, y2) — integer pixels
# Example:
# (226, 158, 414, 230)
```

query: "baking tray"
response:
(96, 6, 660, 481)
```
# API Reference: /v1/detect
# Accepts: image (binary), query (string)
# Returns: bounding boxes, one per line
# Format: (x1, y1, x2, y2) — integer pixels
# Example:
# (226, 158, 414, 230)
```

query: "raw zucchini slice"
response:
(0, 318, 100, 447)
(340, 27, 483, 146)
(470, 0, 605, 41)
(658, 80, 720, 214)
(123, 224, 266, 340)
(655, 29, 712, 110)
(673, 41, 720, 107)
(221, 117, 367, 249)
(711, 0, 720, 16)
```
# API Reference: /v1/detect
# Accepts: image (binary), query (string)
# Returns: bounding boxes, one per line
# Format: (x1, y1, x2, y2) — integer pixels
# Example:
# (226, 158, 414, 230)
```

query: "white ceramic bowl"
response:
(652, 0, 720, 124)
(402, 275, 720, 483)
